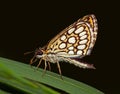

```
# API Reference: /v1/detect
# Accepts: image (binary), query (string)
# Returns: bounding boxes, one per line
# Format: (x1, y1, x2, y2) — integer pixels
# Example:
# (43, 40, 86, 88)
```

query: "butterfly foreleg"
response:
(30, 55, 38, 65)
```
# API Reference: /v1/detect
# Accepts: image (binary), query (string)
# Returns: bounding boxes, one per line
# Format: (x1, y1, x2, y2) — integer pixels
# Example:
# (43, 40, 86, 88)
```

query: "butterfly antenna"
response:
(24, 51, 34, 55)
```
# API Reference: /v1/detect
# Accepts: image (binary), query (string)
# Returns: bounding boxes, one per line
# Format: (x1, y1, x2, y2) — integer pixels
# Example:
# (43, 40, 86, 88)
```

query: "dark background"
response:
(0, 1, 119, 94)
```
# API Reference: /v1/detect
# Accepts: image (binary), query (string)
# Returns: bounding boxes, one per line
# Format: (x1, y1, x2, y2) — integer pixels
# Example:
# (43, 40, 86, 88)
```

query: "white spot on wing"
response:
(68, 46, 74, 50)
(68, 50, 74, 54)
(59, 43, 66, 49)
(79, 31, 86, 36)
(68, 28, 75, 34)
(79, 39, 87, 44)
(74, 26, 84, 34)
(68, 37, 76, 44)
(80, 35, 87, 40)
(61, 35, 66, 41)
(77, 50, 82, 55)
(77, 45, 86, 49)
(76, 22, 84, 25)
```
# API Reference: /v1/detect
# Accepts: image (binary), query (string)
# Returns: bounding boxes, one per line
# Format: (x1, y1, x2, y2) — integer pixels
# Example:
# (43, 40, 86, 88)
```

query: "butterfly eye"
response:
(35, 48, 43, 55)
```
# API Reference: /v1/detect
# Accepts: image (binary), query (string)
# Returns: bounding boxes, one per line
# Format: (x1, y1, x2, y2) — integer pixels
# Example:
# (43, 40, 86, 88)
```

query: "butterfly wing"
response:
(46, 14, 98, 58)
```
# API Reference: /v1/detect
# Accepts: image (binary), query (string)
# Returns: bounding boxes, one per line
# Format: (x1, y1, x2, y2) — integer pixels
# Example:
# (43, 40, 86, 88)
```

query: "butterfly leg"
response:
(36, 58, 43, 70)
(47, 62, 51, 71)
(42, 60, 47, 77)
(30, 56, 37, 65)
(30, 56, 38, 70)
(56, 61, 63, 79)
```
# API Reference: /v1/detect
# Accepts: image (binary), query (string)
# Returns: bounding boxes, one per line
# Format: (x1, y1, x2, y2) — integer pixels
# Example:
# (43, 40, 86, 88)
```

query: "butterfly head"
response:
(34, 47, 45, 58)
(29, 47, 45, 64)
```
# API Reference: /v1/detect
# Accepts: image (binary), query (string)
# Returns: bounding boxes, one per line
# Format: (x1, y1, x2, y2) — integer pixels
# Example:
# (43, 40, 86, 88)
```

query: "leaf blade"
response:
(0, 57, 104, 94)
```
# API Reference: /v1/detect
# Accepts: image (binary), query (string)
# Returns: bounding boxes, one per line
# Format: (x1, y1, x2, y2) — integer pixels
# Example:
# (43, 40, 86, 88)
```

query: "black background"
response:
(0, 1, 120, 94)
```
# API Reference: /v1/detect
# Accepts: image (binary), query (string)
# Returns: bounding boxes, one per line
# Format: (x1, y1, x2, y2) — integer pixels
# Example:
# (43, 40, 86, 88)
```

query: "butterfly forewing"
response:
(46, 14, 98, 58)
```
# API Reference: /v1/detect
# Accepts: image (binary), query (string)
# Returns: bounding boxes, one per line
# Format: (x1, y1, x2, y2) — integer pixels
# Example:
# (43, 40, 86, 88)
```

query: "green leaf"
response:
(0, 57, 104, 94)
(0, 90, 10, 94)
(0, 57, 59, 94)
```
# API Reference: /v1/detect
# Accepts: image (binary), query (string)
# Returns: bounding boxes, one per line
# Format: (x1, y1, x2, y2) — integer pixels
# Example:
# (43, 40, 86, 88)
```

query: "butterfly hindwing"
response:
(46, 14, 98, 58)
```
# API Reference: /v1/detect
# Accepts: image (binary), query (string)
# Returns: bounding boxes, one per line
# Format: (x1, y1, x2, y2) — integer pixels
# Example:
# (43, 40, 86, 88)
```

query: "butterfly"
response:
(30, 14, 98, 78)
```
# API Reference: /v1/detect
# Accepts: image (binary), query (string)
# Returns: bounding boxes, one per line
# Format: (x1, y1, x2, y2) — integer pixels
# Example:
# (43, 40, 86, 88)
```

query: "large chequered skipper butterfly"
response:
(29, 14, 98, 78)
